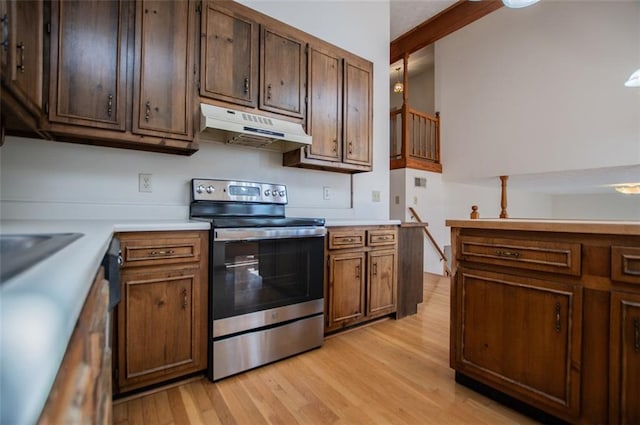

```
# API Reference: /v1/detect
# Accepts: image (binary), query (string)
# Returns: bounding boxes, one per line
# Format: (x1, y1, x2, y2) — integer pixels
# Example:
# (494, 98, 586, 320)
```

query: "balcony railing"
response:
(390, 107, 441, 173)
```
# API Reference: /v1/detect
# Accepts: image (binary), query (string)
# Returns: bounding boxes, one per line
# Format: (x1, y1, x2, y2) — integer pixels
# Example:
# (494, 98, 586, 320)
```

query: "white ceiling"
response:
(390, 0, 458, 41)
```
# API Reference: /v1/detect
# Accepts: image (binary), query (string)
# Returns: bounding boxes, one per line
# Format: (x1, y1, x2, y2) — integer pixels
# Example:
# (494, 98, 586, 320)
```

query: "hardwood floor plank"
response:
(115, 273, 539, 425)
(141, 394, 161, 425)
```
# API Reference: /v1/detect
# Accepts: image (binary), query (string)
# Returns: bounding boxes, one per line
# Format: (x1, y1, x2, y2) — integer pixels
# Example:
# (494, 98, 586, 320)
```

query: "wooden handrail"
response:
(408, 207, 450, 276)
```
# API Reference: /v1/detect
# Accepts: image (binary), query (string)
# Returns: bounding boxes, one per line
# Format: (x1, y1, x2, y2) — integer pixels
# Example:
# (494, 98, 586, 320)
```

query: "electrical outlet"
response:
(323, 186, 331, 200)
(395, 195, 400, 205)
(372, 190, 381, 202)
(139, 173, 152, 193)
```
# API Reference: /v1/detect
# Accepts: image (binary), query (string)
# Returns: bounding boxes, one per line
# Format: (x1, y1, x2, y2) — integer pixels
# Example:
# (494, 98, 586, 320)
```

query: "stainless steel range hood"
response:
(199, 103, 311, 152)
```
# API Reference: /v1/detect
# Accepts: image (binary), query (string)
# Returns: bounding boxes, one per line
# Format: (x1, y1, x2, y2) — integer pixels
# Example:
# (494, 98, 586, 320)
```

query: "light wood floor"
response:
(113, 274, 538, 425)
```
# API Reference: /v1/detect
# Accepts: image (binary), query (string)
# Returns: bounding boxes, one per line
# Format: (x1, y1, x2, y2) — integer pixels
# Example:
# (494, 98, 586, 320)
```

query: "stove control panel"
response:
(192, 179, 287, 204)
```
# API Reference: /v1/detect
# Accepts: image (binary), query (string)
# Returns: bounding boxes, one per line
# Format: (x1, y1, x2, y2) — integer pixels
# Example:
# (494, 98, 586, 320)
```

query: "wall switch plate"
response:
(139, 173, 152, 193)
(323, 186, 331, 200)
(372, 190, 381, 202)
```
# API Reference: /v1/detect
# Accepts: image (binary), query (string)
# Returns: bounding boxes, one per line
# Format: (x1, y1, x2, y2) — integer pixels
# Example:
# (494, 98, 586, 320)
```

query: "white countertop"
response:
(0, 219, 209, 425)
(324, 219, 401, 227)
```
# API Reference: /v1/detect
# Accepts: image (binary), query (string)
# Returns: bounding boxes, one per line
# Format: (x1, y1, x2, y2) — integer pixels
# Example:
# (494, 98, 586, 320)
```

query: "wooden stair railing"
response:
(408, 207, 450, 276)
(390, 108, 442, 173)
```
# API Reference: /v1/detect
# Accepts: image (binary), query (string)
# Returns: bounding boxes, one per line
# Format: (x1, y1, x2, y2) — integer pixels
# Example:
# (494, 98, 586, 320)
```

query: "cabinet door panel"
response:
(260, 27, 305, 118)
(119, 268, 201, 391)
(49, 0, 126, 129)
(133, 0, 194, 140)
(610, 292, 640, 425)
(4, 0, 42, 114)
(201, 3, 258, 107)
(306, 47, 341, 161)
(368, 249, 396, 316)
(343, 60, 371, 166)
(455, 269, 581, 418)
(328, 252, 365, 327)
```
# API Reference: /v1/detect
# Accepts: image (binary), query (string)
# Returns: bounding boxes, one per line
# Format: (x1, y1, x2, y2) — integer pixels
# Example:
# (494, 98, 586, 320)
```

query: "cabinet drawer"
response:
(459, 236, 581, 276)
(611, 246, 640, 285)
(120, 236, 201, 267)
(328, 230, 365, 249)
(367, 229, 396, 247)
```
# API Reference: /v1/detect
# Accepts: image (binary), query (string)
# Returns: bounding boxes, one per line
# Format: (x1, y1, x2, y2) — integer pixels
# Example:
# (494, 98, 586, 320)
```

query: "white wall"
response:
(552, 193, 640, 220)
(0, 1, 391, 221)
(389, 67, 435, 114)
(436, 1, 640, 182)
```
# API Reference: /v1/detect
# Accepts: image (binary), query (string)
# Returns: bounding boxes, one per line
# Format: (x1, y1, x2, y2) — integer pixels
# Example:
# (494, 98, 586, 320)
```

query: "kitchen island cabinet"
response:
(115, 231, 208, 394)
(325, 226, 397, 333)
(447, 219, 640, 424)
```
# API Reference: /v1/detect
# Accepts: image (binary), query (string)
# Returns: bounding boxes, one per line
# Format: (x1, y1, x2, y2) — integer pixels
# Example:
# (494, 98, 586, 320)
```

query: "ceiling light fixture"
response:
(502, 0, 540, 8)
(624, 68, 640, 87)
(393, 67, 403, 94)
(614, 184, 640, 195)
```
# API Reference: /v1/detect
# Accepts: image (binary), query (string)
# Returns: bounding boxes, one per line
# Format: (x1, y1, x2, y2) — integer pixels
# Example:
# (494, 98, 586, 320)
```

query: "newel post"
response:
(499, 175, 508, 219)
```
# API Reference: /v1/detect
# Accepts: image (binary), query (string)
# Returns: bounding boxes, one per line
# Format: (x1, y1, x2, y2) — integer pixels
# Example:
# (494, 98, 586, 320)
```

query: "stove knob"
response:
(206, 185, 215, 194)
(278, 190, 285, 197)
(264, 189, 271, 196)
(272, 192, 277, 197)
(196, 185, 205, 194)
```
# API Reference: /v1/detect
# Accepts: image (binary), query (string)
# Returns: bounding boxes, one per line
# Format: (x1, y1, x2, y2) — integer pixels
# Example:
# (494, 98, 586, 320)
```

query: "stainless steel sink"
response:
(0, 233, 83, 283)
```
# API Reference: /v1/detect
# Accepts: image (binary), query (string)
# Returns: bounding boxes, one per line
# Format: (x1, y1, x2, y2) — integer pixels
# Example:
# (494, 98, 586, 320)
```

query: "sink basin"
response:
(0, 233, 83, 283)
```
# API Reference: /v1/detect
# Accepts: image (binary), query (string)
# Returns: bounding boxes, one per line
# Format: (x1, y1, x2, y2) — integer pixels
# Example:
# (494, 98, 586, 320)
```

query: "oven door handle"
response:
(214, 226, 326, 241)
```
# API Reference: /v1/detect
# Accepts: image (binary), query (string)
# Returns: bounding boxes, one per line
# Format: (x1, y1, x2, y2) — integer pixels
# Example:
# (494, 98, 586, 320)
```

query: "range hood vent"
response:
(199, 104, 311, 152)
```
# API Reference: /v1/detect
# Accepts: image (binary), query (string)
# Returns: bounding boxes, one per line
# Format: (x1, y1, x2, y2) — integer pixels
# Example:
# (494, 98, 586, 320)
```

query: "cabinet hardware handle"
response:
(107, 94, 113, 118)
(1, 14, 8, 51)
(634, 318, 639, 353)
(244, 77, 249, 94)
(333, 139, 337, 152)
(267, 84, 272, 100)
(373, 262, 378, 276)
(555, 303, 561, 333)
(182, 289, 188, 309)
(150, 249, 175, 256)
(145, 101, 151, 121)
(16, 42, 24, 73)
(348, 141, 353, 154)
(495, 250, 520, 258)
(355, 264, 360, 279)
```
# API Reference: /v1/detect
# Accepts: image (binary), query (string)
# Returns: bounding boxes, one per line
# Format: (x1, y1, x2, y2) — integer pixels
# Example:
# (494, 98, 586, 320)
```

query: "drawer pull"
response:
(555, 303, 561, 333)
(355, 264, 360, 279)
(495, 250, 520, 258)
(244, 77, 249, 94)
(634, 318, 639, 353)
(372, 262, 378, 276)
(182, 289, 188, 309)
(149, 249, 175, 256)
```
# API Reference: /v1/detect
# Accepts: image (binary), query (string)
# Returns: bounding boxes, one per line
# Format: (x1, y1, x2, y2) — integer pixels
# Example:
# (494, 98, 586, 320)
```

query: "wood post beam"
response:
(390, 0, 503, 64)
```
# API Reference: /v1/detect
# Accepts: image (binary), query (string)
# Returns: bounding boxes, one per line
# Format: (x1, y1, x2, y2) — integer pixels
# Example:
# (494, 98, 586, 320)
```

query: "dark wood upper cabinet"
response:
(306, 46, 342, 162)
(200, 2, 258, 107)
(259, 26, 306, 119)
(132, 0, 195, 140)
(48, 0, 126, 130)
(2, 0, 43, 116)
(343, 60, 372, 166)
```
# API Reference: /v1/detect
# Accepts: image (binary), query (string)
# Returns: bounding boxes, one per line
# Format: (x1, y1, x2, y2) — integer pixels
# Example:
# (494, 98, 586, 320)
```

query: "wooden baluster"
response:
(500, 175, 509, 219)
(470, 205, 479, 219)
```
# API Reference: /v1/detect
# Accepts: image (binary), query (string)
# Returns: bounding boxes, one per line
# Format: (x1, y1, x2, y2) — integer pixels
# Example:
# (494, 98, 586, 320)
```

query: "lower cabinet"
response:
(325, 226, 397, 333)
(453, 268, 582, 419)
(610, 291, 640, 425)
(115, 231, 208, 394)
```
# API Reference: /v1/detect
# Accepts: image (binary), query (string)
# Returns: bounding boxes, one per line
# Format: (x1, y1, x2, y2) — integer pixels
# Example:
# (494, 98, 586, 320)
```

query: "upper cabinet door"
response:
(260, 27, 306, 119)
(49, 0, 127, 130)
(200, 2, 258, 107)
(343, 60, 372, 167)
(3, 0, 43, 116)
(306, 46, 341, 162)
(133, 0, 195, 140)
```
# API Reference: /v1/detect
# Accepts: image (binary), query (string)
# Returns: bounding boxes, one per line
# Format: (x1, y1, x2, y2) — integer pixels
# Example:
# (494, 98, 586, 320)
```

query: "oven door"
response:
(211, 226, 325, 323)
